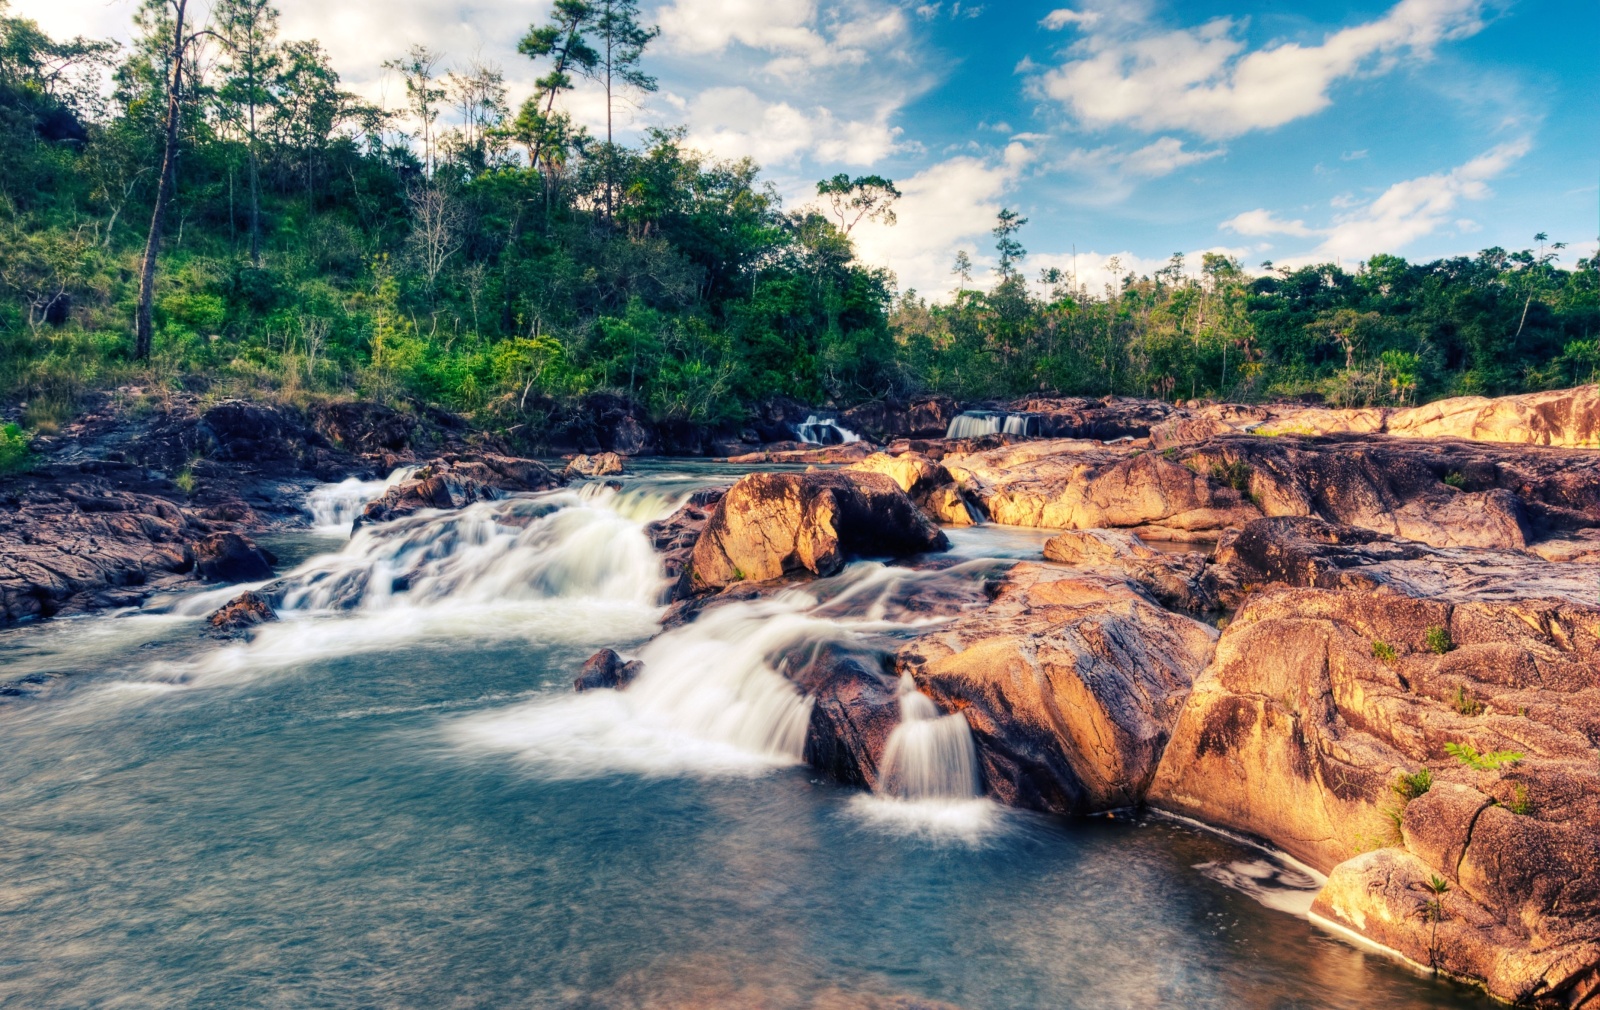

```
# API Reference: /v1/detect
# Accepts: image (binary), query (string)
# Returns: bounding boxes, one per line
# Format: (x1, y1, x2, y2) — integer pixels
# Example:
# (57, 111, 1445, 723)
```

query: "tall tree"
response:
(443, 58, 508, 173)
(816, 174, 901, 234)
(590, 0, 656, 215)
(134, 0, 198, 361)
(215, 0, 280, 263)
(516, 0, 597, 172)
(383, 45, 444, 175)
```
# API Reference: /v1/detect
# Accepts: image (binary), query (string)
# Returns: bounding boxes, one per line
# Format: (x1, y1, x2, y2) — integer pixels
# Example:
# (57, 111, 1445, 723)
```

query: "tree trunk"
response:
(135, 0, 189, 362)
(248, 84, 261, 264)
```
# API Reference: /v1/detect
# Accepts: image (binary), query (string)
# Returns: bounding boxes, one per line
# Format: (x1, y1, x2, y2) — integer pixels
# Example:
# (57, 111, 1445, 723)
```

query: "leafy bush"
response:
(1451, 685, 1483, 716)
(1371, 640, 1398, 663)
(1393, 768, 1434, 800)
(1425, 625, 1454, 654)
(1444, 742, 1522, 771)
(0, 423, 31, 473)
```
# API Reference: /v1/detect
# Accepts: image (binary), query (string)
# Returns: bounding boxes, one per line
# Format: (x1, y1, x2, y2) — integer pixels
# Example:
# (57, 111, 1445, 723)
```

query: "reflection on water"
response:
(0, 460, 1497, 1010)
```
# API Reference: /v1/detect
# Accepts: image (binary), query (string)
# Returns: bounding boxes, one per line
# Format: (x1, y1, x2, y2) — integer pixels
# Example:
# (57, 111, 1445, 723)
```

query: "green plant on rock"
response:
(1505, 782, 1533, 816)
(1394, 768, 1434, 801)
(1425, 625, 1454, 654)
(1372, 640, 1398, 663)
(1210, 459, 1253, 493)
(0, 423, 32, 474)
(1451, 685, 1484, 717)
(1444, 741, 1523, 771)
(1423, 874, 1451, 972)
(1443, 471, 1467, 489)
(174, 463, 198, 495)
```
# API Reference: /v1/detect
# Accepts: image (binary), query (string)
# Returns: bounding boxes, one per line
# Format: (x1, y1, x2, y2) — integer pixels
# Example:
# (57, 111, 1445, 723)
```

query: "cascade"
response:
(944, 411, 1039, 440)
(878, 674, 980, 799)
(305, 467, 417, 536)
(794, 415, 861, 445)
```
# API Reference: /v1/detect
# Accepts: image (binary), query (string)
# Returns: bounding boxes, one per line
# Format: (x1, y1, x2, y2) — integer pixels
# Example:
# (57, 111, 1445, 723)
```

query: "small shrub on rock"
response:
(1371, 640, 1398, 663)
(1425, 625, 1454, 654)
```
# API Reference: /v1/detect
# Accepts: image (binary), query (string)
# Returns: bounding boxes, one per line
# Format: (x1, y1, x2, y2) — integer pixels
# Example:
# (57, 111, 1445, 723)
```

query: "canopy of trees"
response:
(1, 0, 1596, 446)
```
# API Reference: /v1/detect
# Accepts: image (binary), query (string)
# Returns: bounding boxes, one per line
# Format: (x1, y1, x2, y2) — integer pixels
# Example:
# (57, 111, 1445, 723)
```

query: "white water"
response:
(880, 675, 980, 800)
(795, 415, 861, 445)
(945, 411, 1039, 439)
(305, 466, 417, 536)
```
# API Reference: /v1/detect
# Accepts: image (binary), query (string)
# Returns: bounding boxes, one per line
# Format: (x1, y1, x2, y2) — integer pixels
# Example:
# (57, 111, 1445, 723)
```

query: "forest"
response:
(2, 0, 1598, 456)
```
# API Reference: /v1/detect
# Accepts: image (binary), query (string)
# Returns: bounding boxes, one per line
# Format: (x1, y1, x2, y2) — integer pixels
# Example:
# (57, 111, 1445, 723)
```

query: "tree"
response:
(816, 174, 901, 234)
(134, 0, 204, 361)
(383, 45, 445, 175)
(214, 0, 280, 262)
(442, 59, 508, 173)
(951, 250, 972, 292)
(590, 0, 657, 215)
(516, 0, 597, 171)
(269, 40, 353, 195)
(992, 208, 1027, 279)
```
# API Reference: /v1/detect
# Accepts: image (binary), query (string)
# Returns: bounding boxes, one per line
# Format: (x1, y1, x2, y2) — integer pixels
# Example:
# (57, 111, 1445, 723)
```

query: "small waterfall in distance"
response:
(944, 412, 1039, 440)
(879, 674, 980, 800)
(795, 415, 861, 445)
(305, 466, 417, 536)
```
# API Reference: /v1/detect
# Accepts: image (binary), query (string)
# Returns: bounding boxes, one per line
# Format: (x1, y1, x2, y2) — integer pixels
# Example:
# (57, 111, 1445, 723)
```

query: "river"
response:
(0, 462, 1495, 1008)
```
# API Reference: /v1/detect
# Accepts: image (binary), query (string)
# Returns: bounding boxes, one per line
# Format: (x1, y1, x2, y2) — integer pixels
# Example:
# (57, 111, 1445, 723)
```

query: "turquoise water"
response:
(0, 466, 1494, 1009)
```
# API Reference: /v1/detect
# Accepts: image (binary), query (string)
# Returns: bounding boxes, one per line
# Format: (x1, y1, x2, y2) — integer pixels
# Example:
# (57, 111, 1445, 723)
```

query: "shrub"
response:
(1443, 471, 1466, 489)
(1425, 625, 1454, 654)
(1372, 640, 1398, 663)
(0, 423, 31, 473)
(1451, 685, 1484, 716)
(174, 463, 197, 495)
(1210, 458, 1253, 493)
(1393, 768, 1434, 800)
(1505, 783, 1533, 816)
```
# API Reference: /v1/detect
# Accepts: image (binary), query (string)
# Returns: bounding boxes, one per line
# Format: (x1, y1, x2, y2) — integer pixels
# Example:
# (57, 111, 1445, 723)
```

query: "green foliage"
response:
(1426, 625, 1454, 654)
(173, 462, 196, 494)
(1505, 783, 1533, 816)
(1442, 471, 1466, 489)
(1371, 640, 1398, 663)
(0, 421, 31, 472)
(1444, 742, 1523, 771)
(1209, 459, 1253, 493)
(1393, 768, 1434, 801)
(1450, 685, 1483, 717)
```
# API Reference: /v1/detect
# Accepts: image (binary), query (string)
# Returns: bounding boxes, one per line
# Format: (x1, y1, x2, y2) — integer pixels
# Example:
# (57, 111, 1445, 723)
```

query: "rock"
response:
(785, 642, 904, 790)
(193, 531, 276, 582)
(1254, 406, 1390, 437)
(306, 401, 416, 454)
(844, 451, 977, 525)
(357, 453, 562, 527)
(896, 562, 1216, 813)
(645, 488, 729, 601)
(1042, 528, 1161, 563)
(565, 452, 625, 478)
(942, 440, 1258, 537)
(1387, 385, 1600, 448)
(1008, 395, 1180, 440)
(1148, 582, 1600, 1005)
(1044, 529, 1224, 612)
(610, 415, 652, 455)
(574, 648, 644, 691)
(206, 590, 278, 633)
(689, 471, 949, 591)
(907, 395, 959, 437)
(719, 442, 877, 465)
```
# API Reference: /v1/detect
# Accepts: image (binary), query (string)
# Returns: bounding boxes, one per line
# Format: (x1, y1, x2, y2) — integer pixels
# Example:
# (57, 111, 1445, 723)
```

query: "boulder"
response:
(942, 441, 1259, 537)
(1043, 529, 1224, 612)
(1148, 583, 1600, 1005)
(565, 452, 625, 478)
(786, 642, 904, 790)
(844, 451, 977, 526)
(1387, 386, 1600, 448)
(689, 471, 949, 591)
(1008, 395, 1180, 440)
(306, 401, 416, 454)
(896, 562, 1216, 813)
(645, 488, 729, 601)
(193, 531, 276, 583)
(574, 648, 644, 691)
(206, 590, 278, 633)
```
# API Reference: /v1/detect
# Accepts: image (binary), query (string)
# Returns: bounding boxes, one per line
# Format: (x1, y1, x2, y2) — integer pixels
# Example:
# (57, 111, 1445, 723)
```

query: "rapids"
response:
(0, 461, 1497, 1009)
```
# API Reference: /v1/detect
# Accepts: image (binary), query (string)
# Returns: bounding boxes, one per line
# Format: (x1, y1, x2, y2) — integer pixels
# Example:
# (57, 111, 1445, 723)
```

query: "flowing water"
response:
(795, 415, 861, 445)
(945, 411, 1040, 439)
(0, 461, 1496, 1009)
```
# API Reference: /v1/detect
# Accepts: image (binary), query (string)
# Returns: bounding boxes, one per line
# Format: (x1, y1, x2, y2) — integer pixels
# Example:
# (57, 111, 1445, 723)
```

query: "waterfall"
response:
(879, 675, 980, 800)
(794, 415, 861, 445)
(305, 467, 417, 536)
(945, 411, 1039, 440)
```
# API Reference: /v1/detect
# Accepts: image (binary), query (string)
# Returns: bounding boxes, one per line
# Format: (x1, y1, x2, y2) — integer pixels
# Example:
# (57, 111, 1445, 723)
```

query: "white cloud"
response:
(681, 86, 901, 167)
(1030, 246, 1255, 294)
(1227, 141, 1529, 265)
(1041, 8, 1101, 30)
(1037, 0, 1489, 138)
(656, 0, 908, 74)
(1052, 137, 1223, 203)
(851, 142, 1034, 296)
(1221, 208, 1316, 237)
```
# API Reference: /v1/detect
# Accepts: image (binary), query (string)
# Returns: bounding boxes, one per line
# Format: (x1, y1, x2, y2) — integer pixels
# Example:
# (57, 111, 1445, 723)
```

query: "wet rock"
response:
(1007, 395, 1180, 440)
(357, 453, 562, 527)
(897, 562, 1216, 814)
(1044, 529, 1224, 612)
(645, 488, 729, 602)
(574, 648, 644, 691)
(610, 415, 652, 455)
(206, 590, 278, 633)
(306, 401, 416, 454)
(719, 442, 877, 465)
(784, 641, 903, 790)
(565, 452, 625, 478)
(193, 531, 276, 582)
(1148, 583, 1600, 1005)
(689, 471, 948, 591)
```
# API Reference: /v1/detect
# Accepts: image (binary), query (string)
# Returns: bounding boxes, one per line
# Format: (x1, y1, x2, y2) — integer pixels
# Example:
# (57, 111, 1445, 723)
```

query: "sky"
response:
(15, 0, 1599, 299)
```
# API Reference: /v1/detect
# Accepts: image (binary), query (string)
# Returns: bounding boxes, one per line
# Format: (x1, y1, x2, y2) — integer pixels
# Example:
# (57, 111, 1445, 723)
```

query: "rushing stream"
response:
(0, 461, 1495, 1008)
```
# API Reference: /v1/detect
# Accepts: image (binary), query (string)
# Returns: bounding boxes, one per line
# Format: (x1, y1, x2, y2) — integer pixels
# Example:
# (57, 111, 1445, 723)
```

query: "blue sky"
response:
(18, 0, 1599, 297)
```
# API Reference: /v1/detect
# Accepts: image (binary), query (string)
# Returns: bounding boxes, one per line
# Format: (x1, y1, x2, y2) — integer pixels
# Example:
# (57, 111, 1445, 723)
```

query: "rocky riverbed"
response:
(5, 384, 1600, 1005)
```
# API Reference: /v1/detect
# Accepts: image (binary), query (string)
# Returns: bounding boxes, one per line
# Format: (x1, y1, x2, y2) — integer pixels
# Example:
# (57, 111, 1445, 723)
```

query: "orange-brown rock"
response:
(564, 452, 625, 478)
(689, 471, 947, 590)
(1043, 529, 1225, 612)
(1387, 386, 1600, 448)
(897, 562, 1216, 813)
(1149, 584, 1600, 1006)
(205, 590, 278, 634)
(845, 451, 977, 525)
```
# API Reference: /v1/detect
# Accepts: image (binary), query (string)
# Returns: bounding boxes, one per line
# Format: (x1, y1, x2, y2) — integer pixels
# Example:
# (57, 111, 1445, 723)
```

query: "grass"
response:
(1426, 625, 1454, 654)
(1210, 459, 1254, 493)
(1372, 640, 1398, 663)
(1394, 768, 1434, 800)
(1451, 685, 1484, 717)
(0, 423, 32, 474)
(1505, 783, 1534, 816)
(174, 463, 198, 495)
(1444, 741, 1523, 771)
